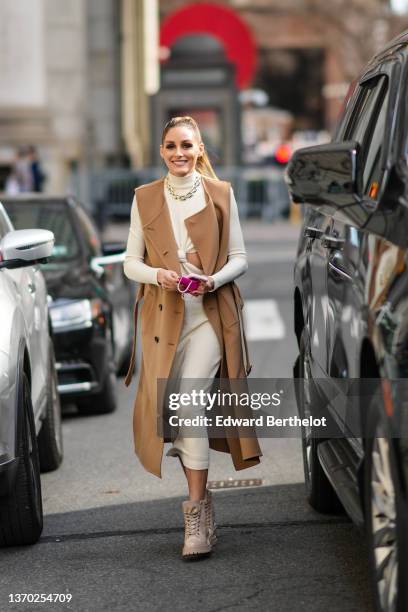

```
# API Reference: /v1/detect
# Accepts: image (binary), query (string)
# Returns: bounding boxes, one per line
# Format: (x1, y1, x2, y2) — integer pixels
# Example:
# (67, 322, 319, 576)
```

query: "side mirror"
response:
(285, 141, 363, 209)
(90, 251, 125, 277)
(0, 229, 54, 270)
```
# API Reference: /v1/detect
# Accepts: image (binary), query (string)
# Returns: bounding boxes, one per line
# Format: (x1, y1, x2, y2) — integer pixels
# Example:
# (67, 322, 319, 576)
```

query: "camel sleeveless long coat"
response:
(124, 175, 262, 478)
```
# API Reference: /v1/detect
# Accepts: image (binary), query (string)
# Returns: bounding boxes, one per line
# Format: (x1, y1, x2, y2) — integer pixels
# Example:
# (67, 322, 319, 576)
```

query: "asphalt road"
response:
(0, 220, 373, 612)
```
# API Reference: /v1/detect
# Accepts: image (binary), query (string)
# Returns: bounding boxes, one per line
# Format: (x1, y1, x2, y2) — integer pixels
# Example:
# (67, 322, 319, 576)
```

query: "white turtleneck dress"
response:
(124, 170, 248, 470)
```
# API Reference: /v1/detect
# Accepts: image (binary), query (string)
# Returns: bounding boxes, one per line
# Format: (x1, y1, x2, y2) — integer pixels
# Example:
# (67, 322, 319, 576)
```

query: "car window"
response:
(343, 75, 389, 198)
(362, 88, 389, 197)
(74, 204, 101, 258)
(2, 200, 80, 261)
(333, 79, 359, 141)
(344, 76, 387, 144)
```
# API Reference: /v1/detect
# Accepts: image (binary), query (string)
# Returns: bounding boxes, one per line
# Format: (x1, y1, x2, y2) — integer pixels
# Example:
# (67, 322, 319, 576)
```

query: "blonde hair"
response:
(161, 116, 218, 179)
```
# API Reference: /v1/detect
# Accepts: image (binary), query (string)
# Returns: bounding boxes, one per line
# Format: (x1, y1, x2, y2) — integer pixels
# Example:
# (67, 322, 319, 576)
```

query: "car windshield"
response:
(2, 200, 80, 262)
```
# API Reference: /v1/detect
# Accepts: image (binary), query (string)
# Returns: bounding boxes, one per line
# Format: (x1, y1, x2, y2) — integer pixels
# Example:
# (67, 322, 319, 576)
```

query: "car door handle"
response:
(321, 235, 345, 250)
(328, 251, 353, 281)
(328, 259, 353, 281)
(304, 226, 323, 239)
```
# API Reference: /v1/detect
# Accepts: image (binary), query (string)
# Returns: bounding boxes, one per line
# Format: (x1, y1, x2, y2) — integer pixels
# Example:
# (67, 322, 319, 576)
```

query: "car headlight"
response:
(49, 298, 104, 332)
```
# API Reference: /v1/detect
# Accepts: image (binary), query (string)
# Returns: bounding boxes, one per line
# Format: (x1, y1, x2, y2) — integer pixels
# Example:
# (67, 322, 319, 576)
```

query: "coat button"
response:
(154, 336, 159, 343)
(159, 304, 163, 310)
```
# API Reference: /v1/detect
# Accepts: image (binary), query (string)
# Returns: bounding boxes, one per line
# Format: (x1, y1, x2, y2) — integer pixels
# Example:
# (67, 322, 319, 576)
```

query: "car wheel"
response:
(77, 343, 117, 415)
(364, 405, 408, 612)
(38, 339, 63, 472)
(0, 372, 43, 546)
(298, 328, 343, 513)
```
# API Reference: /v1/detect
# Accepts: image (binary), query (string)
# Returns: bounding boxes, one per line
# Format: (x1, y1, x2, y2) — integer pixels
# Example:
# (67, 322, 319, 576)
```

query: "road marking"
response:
(207, 478, 263, 489)
(243, 299, 286, 341)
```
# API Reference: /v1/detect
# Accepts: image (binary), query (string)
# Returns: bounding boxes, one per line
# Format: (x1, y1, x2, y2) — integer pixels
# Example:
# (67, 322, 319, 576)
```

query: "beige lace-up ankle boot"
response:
(204, 489, 217, 545)
(182, 499, 212, 559)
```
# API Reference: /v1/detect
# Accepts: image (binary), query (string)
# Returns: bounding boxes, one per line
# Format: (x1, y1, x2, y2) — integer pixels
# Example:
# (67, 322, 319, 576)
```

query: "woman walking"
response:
(123, 116, 262, 559)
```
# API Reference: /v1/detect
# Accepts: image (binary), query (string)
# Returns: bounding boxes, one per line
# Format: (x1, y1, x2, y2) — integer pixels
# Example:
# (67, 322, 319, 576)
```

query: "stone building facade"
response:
(0, 0, 157, 196)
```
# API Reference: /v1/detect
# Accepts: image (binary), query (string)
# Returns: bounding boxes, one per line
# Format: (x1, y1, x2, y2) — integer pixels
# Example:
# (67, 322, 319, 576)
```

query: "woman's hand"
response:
(191, 276, 215, 296)
(157, 268, 179, 291)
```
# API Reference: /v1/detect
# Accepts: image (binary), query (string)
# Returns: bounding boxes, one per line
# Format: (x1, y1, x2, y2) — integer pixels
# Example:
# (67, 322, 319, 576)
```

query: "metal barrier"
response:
(89, 166, 290, 228)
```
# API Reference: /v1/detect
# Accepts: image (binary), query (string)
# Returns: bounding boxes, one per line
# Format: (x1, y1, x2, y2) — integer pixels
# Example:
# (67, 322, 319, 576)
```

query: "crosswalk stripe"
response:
(243, 299, 286, 341)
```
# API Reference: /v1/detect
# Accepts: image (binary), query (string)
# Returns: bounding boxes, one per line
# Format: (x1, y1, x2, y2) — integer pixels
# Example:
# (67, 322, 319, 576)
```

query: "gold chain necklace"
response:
(165, 175, 201, 201)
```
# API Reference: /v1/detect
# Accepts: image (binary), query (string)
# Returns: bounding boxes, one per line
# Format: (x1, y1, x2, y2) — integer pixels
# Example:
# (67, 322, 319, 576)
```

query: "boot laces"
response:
(205, 500, 211, 524)
(205, 495, 216, 529)
(185, 507, 200, 536)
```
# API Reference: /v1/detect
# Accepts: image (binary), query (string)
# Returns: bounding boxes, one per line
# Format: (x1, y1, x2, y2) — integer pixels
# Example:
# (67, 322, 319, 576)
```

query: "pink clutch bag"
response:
(177, 274, 207, 294)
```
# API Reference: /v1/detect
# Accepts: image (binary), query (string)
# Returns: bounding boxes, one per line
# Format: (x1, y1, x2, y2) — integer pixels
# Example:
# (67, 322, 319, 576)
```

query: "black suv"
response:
(286, 31, 408, 612)
(2, 195, 134, 414)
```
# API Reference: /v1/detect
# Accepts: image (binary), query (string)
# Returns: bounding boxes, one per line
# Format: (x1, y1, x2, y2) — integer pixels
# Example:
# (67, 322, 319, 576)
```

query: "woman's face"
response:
(160, 126, 204, 177)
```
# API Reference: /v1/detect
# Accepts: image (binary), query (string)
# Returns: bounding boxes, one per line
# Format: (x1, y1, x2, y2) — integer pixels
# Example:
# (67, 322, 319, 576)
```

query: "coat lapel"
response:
(140, 178, 182, 275)
(184, 177, 219, 276)
(139, 175, 221, 277)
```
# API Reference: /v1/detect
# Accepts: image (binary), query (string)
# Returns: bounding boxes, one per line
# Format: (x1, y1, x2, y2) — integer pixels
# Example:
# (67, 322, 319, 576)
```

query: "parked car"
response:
(286, 30, 408, 612)
(2, 195, 134, 415)
(0, 203, 62, 546)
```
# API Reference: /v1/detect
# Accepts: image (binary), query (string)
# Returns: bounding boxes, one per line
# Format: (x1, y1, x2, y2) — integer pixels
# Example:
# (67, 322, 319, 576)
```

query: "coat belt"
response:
(124, 284, 144, 387)
(231, 282, 252, 376)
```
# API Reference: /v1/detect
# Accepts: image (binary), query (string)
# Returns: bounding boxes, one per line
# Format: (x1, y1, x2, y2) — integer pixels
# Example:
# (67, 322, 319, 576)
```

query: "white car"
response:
(0, 202, 63, 546)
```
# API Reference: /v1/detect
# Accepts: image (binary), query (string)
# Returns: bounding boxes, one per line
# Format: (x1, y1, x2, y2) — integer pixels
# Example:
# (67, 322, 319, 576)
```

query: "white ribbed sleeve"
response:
(123, 194, 161, 285)
(209, 187, 248, 291)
